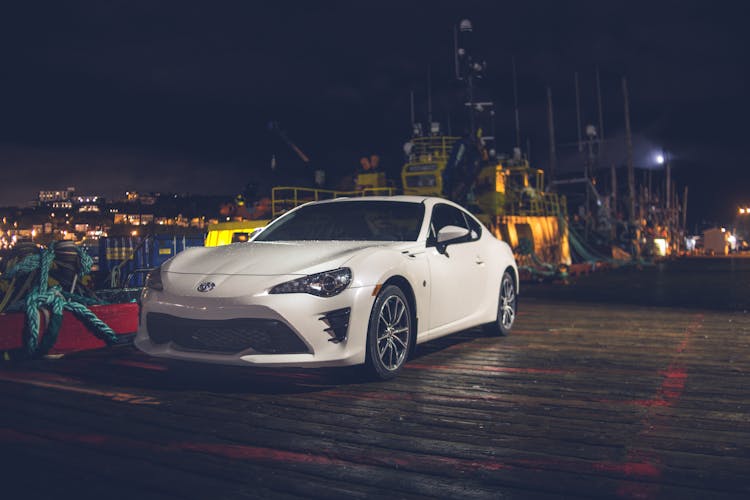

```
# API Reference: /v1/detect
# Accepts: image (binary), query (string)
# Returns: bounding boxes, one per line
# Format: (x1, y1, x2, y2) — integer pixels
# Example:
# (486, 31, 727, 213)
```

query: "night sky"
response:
(1, 1, 746, 227)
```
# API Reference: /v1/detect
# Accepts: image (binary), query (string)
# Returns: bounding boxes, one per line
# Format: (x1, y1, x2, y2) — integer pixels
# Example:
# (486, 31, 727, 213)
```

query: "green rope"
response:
(515, 238, 534, 256)
(515, 234, 567, 281)
(518, 265, 557, 279)
(38, 242, 56, 294)
(63, 300, 118, 344)
(531, 252, 556, 271)
(73, 244, 94, 276)
(558, 214, 652, 267)
(23, 288, 65, 357)
(1, 241, 120, 361)
(61, 290, 107, 306)
(3, 253, 41, 279)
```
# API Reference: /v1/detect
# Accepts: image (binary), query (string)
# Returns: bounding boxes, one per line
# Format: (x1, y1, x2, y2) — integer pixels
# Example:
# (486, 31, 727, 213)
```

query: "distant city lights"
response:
(1, 188, 220, 250)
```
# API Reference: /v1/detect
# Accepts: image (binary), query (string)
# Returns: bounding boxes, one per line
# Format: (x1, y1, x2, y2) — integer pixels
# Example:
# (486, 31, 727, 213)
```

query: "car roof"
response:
(311, 195, 471, 208)
(313, 195, 429, 204)
(314, 195, 474, 212)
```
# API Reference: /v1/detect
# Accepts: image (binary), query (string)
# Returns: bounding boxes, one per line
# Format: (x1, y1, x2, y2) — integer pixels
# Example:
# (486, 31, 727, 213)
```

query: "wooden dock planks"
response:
(0, 298, 748, 499)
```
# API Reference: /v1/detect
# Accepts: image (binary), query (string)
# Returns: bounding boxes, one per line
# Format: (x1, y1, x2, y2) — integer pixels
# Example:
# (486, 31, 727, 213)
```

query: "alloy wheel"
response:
(376, 295, 410, 371)
(500, 274, 516, 330)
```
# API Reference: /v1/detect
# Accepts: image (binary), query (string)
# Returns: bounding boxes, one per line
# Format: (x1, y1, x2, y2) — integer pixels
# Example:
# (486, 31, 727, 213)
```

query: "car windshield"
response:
(255, 201, 425, 242)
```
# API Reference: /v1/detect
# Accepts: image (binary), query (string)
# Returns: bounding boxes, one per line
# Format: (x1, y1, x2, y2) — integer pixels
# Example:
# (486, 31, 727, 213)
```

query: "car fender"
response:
(343, 246, 430, 334)
(496, 238, 519, 293)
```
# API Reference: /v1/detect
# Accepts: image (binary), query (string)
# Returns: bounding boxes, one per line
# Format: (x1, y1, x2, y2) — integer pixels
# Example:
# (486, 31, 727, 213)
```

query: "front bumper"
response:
(135, 286, 376, 368)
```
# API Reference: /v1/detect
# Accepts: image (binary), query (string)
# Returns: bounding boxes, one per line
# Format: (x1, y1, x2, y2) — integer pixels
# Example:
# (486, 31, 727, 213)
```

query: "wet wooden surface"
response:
(1, 296, 749, 499)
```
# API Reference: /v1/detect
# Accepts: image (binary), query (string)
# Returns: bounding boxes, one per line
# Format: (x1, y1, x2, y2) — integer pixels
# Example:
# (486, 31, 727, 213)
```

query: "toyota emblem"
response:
(196, 281, 216, 293)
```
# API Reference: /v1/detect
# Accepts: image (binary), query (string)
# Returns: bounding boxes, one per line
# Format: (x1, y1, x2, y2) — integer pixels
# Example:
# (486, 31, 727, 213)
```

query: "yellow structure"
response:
(401, 137, 571, 265)
(271, 186, 395, 218)
(355, 171, 388, 191)
(207, 140, 571, 267)
(480, 161, 571, 266)
(205, 220, 269, 247)
(401, 136, 460, 197)
(494, 215, 570, 266)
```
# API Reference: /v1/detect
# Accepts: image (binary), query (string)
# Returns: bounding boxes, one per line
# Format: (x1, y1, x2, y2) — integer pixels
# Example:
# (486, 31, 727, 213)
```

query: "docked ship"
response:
(400, 135, 570, 269)
(206, 19, 572, 278)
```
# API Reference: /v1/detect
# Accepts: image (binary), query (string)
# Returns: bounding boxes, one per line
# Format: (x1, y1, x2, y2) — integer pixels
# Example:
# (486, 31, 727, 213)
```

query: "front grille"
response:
(146, 313, 309, 354)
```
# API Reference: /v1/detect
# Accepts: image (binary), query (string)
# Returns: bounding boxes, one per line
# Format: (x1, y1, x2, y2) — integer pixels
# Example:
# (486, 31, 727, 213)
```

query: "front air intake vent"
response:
(147, 313, 309, 354)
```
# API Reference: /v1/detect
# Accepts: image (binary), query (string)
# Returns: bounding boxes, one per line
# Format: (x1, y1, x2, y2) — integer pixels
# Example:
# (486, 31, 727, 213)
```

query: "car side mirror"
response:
(436, 225, 470, 254)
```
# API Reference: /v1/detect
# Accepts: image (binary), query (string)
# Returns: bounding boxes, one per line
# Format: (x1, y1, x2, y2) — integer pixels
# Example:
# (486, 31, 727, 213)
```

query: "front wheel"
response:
(364, 285, 413, 380)
(484, 270, 517, 336)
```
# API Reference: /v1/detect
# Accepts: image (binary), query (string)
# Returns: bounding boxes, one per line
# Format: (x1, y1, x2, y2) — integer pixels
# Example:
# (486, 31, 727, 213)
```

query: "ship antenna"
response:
(596, 67, 605, 145)
(410, 90, 416, 128)
(546, 86, 557, 186)
(453, 25, 461, 80)
(575, 71, 583, 153)
(622, 76, 637, 240)
(526, 138, 532, 164)
(512, 56, 521, 150)
(427, 65, 433, 126)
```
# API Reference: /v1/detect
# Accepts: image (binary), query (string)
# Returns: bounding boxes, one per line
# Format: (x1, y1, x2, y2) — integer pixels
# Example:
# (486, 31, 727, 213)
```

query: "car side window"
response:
(462, 211, 482, 241)
(428, 203, 470, 245)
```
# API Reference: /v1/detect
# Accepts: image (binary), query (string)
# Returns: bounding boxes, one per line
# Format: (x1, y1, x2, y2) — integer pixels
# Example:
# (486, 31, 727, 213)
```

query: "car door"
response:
(426, 203, 488, 331)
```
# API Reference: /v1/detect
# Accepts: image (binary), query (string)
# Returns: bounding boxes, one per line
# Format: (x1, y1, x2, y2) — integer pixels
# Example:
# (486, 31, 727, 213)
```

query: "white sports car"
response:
(135, 196, 518, 379)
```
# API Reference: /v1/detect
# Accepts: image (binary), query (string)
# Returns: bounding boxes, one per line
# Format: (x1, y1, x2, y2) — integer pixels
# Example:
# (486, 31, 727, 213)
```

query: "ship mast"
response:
(512, 57, 521, 150)
(450, 18, 494, 204)
(546, 86, 556, 187)
(622, 76, 639, 258)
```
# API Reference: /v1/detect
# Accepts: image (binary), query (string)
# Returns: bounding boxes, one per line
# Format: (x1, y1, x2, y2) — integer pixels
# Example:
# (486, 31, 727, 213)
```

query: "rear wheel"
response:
(365, 285, 413, 380)
(484, 270, 516, 336)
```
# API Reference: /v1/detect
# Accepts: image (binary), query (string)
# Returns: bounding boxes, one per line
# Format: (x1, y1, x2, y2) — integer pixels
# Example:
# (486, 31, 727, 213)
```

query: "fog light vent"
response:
(319, 308, 351, 343)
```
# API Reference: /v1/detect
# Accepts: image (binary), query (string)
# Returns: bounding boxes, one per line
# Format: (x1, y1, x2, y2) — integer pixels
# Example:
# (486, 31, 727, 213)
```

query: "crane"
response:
(268, 121, 311, 165)
(268, 121, 325, 186)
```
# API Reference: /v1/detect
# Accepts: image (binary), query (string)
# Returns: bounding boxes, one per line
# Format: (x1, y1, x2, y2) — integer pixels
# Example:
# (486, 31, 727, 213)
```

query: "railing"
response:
(502, 190, 564, 218)
(271, 186, 396, 217)
(408, 136, 460, 161)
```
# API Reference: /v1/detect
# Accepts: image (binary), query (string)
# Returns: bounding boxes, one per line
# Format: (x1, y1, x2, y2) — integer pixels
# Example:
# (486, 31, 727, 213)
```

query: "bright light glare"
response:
(656, 154, 665, 165)
(654, 238, 667, 256)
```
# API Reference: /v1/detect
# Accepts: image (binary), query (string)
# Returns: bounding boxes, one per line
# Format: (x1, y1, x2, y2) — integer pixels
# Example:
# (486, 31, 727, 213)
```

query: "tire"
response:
(364, 285, 413, 380)
(484, 270, 517, 336)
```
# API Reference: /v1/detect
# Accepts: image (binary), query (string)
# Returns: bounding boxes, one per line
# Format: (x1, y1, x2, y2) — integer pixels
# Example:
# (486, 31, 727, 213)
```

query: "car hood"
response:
(163, 241, 403, 276)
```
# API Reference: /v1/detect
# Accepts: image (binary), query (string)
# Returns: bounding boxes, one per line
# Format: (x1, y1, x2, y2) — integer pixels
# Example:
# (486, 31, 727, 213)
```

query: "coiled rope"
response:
(1, 241, 121, 361)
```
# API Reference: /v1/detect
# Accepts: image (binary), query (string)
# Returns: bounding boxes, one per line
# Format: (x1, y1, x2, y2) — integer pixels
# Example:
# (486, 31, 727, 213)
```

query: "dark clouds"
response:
(0, 1, 746, 223)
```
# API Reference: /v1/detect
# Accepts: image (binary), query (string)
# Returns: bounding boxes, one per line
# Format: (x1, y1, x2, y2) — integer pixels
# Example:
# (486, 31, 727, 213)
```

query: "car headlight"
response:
(144, 267, 163, 291)
(270, 267, 352, 297)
